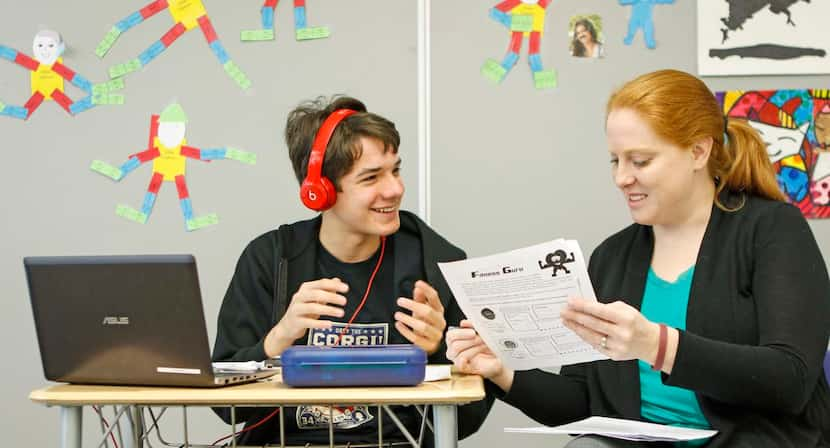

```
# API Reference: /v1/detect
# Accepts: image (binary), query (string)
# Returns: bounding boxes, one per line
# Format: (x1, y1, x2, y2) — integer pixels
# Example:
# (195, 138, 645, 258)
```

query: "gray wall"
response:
(432, 1, 830, 448)
(1, 1, 418, 445)
(2, 0, 829, 447)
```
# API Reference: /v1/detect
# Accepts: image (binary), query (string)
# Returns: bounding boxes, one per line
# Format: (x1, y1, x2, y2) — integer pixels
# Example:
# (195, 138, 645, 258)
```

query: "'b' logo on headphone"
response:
(308, 191, 317, 201)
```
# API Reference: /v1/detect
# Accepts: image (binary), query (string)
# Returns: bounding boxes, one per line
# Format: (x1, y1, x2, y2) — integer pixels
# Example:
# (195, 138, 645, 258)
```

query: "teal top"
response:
(639, 266, 711, 446)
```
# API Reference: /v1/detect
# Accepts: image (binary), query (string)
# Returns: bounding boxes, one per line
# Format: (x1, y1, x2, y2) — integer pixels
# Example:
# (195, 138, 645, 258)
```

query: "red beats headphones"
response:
(300, 108, 358, 211)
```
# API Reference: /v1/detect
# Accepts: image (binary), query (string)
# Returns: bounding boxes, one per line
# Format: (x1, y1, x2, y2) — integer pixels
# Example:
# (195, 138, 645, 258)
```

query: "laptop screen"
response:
(24, 255, 216, 386)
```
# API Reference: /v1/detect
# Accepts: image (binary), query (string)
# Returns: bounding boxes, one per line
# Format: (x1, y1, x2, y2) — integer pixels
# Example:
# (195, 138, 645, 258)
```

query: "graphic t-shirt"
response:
(281, 238, 425, 445)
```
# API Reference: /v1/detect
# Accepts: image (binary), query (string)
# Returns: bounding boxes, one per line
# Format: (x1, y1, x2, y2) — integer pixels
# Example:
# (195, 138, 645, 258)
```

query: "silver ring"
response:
(600, 335, 608, 349)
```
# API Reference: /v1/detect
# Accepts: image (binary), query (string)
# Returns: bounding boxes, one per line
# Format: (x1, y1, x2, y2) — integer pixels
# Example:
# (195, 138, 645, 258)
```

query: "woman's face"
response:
(606, 108, 708, 227)
(575, 24, 592, 45)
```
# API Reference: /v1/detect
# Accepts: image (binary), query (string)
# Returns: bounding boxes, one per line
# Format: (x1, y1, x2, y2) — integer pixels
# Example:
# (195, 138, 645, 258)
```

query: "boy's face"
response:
(324, 136, 404, 239)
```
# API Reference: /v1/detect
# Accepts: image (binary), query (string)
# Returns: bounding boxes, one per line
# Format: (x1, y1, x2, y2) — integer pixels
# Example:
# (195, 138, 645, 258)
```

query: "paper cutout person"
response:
(90, 103, 257, 231)
(0, 30, 123, 120)
(619, 0, 675, 49)
(95, 0, 251, 89)
(481, 0, 557, 90)
(241, 0, 330, 41)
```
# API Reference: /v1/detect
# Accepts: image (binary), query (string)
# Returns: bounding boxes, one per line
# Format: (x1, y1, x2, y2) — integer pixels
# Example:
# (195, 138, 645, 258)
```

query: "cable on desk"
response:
(211, 407, 281, 446)
(92, 405, 120, 448)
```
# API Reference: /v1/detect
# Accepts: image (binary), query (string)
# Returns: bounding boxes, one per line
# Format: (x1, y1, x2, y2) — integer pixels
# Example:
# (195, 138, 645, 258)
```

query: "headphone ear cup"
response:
(300, 177, 337, 211)
(300, 179, 327, 211)
(319, 176, 337, 210)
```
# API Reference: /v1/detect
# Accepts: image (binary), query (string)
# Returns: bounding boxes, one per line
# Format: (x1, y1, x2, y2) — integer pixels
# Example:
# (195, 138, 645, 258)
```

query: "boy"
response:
(212, 96, 492, 445)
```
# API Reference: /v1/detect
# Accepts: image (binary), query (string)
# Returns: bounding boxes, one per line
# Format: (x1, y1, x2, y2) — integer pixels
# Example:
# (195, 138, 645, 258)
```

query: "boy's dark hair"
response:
(285, 96, 400, 190)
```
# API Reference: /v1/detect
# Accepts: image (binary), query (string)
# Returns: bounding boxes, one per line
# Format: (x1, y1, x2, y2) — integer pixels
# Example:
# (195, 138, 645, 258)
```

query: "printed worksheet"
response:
(438, 239, 608, 370)
(505, 416, 717, 442)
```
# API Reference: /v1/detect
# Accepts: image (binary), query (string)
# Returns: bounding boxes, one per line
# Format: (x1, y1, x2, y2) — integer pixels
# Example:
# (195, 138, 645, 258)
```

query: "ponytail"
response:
(710, 119, 787, 210)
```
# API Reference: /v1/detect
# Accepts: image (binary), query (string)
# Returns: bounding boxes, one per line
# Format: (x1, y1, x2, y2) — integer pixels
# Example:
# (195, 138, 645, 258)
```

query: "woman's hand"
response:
(446, 320, 515, 392)
(561, 298, 661, 364)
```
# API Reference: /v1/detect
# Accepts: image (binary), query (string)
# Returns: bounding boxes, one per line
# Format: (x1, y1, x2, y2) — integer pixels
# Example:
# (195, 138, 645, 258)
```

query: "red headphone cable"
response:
(213, 236, 388, 444)
(333, 235, 387, 345)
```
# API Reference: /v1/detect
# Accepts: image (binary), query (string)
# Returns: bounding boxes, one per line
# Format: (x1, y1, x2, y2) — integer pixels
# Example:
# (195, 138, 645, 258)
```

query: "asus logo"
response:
(102, 316, 130, 325)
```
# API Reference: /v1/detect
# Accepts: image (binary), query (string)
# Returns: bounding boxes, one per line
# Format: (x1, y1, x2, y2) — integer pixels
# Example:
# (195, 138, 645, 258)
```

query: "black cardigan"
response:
(499, 194, 830, 447)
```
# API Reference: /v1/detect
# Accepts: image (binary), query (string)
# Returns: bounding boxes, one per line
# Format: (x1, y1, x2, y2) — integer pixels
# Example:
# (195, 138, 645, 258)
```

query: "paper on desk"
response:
(212, 361, 266, 373)
(505, 416, 717, 442)
(438, 239, 607, 370)
(424, 365, 452, 382)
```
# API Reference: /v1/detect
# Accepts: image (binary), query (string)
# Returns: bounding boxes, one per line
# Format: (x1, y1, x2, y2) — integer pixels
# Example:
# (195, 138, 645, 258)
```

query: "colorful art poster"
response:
(699, 1, 830, 76)
(717, 89, 830, 218)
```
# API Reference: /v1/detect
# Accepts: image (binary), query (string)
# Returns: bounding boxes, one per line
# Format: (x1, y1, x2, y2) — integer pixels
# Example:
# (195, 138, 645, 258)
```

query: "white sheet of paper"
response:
(438, 239, 607, 370)
(212, 361, 266, 372)
(505, 416, 718, 442)
(424, 365, 452, 382)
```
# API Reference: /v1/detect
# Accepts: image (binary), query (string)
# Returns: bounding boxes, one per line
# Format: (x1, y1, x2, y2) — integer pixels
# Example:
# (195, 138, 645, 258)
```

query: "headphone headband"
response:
(306, 109, 357, 181)
(300, 108, 358, 211)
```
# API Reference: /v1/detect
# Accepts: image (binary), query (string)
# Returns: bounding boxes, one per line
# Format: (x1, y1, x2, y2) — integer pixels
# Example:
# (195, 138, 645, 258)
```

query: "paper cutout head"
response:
(32, 30, 64, 65)
(158, 103, 188, 147)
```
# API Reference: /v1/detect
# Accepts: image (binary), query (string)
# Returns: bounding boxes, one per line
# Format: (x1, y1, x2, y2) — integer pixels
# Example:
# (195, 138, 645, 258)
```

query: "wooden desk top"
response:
(29, 372, 485, 407)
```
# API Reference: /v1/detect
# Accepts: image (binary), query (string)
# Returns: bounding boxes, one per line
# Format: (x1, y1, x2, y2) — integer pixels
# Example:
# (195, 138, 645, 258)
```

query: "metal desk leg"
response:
(132, 406, 144, 448)
(60, 406, 82, 448)
(121, 406, 143, 448)
(432, 405, 457, 448)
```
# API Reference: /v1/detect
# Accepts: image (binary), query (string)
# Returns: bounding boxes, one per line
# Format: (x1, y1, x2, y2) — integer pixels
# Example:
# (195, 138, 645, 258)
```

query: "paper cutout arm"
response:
(91, 148, 160, 181)
(181, 146, 257, 164)
(117, 0, 169, 33)
(0, 45, 16, 62)
(494, 0, 522, 12)
(490, 0, 521, 28)
(96, 0, 169, 58)
(181, 145, 209, 161)
(0, 45, 39, 71)
(136, 22, 186, 67)
(51, 62, 93, 93)
(118, 148, 161, 179)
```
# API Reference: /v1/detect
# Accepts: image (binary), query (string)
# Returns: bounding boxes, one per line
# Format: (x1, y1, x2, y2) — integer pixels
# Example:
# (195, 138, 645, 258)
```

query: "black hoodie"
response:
(212, 210, 494, 445)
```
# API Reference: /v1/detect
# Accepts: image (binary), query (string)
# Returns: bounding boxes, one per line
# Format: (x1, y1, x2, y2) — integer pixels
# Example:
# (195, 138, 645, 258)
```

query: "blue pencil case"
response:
(281, 344, 426, 387)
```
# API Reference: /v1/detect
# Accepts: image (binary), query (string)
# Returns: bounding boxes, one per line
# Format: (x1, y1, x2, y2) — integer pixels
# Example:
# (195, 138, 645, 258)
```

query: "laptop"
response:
(24, 254, 276, 387)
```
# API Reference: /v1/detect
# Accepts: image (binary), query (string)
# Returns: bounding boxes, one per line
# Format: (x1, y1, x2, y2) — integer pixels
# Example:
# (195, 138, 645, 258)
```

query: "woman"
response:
(571, 18, 603, 58)
(447, 70, 830, 447)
